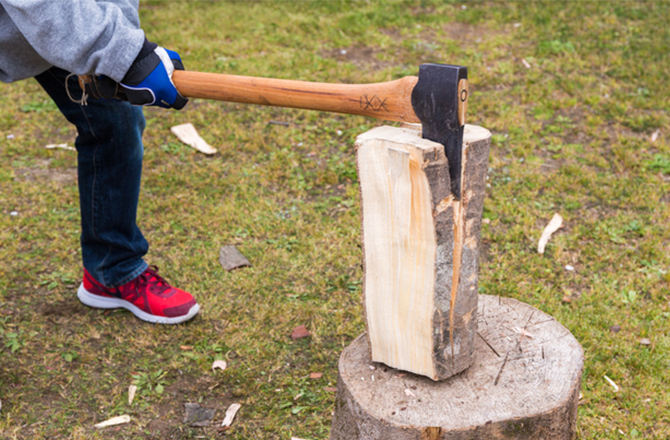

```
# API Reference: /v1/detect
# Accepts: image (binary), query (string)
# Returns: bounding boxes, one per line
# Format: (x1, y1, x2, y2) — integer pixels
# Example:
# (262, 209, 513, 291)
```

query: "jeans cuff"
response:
(112, 260, 149, 287)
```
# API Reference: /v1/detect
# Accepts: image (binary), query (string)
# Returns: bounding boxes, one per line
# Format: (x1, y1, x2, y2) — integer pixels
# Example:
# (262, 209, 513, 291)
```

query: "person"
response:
(0, 0, 200, 324)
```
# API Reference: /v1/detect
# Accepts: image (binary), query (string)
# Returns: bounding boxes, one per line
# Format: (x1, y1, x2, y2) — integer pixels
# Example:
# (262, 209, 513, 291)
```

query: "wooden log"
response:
(356, 124, 491, 380)
(330, 295, 584, 440)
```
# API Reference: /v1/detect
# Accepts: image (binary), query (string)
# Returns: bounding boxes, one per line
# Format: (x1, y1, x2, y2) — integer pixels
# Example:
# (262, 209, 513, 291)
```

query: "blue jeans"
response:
(34, 67, 148, 287)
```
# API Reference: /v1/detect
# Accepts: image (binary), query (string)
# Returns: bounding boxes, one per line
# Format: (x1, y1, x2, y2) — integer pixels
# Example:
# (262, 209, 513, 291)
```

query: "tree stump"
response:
(330, 295, 584, 440)
(356, 124, 491, 380)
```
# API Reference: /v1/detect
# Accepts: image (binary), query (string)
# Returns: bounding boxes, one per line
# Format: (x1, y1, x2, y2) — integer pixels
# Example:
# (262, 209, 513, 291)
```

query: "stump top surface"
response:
(338, 295, 584, 431)
(356, 124, 491, 153)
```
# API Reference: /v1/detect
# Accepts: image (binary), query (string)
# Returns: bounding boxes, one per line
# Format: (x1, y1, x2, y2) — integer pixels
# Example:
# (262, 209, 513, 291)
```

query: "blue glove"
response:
(117, 39, 188, 109)
(77, 39, 188, 109)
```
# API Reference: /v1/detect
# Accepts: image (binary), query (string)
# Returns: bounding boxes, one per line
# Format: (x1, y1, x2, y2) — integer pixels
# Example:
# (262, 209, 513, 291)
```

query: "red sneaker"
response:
(77, 266, 200, 324)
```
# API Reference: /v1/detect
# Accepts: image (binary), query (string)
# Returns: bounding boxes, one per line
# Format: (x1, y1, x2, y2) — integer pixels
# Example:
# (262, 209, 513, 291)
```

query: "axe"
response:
(172, 63, 468, 199)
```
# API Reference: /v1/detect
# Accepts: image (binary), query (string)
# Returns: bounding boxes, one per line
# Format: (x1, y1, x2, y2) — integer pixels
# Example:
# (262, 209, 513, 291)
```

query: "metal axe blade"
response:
(411, 64, 468, 200)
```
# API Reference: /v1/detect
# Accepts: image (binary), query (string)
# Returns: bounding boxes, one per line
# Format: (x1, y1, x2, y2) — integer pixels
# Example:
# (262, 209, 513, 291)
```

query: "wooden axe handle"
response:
(172, 70, 421, 124)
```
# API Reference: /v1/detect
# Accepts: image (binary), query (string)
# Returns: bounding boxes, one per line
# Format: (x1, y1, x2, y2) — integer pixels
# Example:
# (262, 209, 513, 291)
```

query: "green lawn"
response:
(1, 1, 669, 438)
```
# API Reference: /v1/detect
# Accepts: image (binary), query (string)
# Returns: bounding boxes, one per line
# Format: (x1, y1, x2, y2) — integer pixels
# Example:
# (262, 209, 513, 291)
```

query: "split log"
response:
(330, 295, 584, 440)
(356, 124, 491, 380)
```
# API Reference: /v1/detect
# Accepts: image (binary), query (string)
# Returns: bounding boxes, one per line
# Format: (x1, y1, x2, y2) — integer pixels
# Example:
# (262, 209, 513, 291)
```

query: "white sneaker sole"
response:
(77, 283, 200, 324)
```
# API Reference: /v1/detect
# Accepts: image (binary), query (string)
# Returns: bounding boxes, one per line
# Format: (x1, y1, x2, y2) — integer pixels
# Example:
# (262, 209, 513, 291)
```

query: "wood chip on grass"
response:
(94, 415, 131, 429)
(291, 325, 311, 340)
(212, 360, 227, 371)
(220, 403, 241, 429)
(219, 245, 251, 271)
(538, 213, 564, 254)
(45, 143, 75, 151)
(128, 385, 137, 405)
(171, 122, 217, 155)
(603, 375, 620, 392)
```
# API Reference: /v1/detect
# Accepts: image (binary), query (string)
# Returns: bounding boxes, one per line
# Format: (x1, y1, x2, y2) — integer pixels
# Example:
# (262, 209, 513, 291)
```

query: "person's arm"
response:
(0, 0, 144, 82)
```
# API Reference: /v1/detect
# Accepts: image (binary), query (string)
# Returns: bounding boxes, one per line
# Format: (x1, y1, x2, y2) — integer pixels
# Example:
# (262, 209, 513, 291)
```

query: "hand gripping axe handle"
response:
(172, 63, 468, 199)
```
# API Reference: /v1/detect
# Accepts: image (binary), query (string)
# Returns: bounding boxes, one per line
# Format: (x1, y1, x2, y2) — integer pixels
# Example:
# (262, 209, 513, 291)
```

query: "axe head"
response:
(411, 64, 468, 200)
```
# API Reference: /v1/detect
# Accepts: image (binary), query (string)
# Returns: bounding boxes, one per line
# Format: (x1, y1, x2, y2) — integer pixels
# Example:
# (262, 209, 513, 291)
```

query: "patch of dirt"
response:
(326, 22, 508, 73)
(14, 159, 77, 185)
(443, 22, 506, 43)
(142, 373, 236, 439)
(323, 46, 393, 72)
(39, 300, 84, 317)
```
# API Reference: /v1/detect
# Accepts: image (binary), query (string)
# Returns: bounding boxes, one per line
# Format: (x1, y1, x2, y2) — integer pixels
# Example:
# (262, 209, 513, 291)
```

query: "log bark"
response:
(330, 295, 584, 440)
(356, 124, 491, 380)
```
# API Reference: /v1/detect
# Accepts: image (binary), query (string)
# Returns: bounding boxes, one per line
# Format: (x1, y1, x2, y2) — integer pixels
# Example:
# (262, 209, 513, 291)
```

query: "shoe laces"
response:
(135, 266, 171, 296)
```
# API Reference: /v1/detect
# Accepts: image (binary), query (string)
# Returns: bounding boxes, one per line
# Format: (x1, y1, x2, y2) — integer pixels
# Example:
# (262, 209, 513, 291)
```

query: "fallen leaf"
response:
(309, 372, 323, 379)
(640, 338, 652, 346)
(219, 246, 251, 271)
(603, 375, 619, 392)
(212, 360, 227, 372)
(323, 387, 338, 393)
(170, 123, 217, 155)
(650, 129, 661, 143)
(128, 385, 137, 405)
(538, 213, 564, 254)
(184, 403, 216, 427)
(95, 415, 131, 429)
(221, 403, 241, 428)
(180, 345, 193, 351)
(291, 325, 311, 340)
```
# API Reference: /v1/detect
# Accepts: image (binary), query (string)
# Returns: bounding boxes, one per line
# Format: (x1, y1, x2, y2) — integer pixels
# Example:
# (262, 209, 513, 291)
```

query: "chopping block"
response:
(330, 295, 584, 440)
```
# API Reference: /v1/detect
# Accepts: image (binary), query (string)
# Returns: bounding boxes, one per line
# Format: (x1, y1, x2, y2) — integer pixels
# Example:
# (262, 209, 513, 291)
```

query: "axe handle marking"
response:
(172, 70, 421, 124)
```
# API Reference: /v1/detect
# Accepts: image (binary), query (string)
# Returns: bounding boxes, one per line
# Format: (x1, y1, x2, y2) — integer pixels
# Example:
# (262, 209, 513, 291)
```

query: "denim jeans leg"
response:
(34, 67, 149, 287)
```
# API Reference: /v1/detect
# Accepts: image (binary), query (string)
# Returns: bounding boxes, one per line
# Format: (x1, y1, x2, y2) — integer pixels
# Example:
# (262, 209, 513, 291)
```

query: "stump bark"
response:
(330, 295, 584, 440)
(356, 124, 491, 380)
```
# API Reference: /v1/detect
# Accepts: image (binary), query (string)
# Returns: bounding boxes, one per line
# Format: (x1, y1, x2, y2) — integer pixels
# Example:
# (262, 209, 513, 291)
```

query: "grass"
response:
(0, 0, 669, 438)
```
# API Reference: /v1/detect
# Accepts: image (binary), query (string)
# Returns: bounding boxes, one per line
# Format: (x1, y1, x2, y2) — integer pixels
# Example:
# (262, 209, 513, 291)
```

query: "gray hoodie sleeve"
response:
(0, 0, 146, 82)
